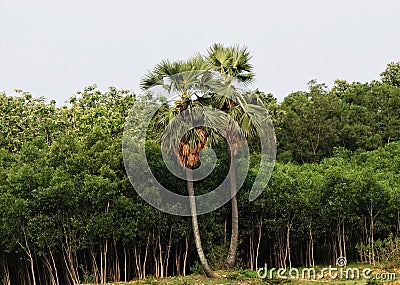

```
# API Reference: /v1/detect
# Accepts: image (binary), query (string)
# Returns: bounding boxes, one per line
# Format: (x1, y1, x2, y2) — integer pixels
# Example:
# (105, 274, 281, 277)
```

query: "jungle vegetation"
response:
(0, 46, 399, 284)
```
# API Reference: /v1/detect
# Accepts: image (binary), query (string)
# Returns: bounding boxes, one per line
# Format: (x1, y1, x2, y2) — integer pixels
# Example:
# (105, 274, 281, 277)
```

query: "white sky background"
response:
(1, 0, 399, 104)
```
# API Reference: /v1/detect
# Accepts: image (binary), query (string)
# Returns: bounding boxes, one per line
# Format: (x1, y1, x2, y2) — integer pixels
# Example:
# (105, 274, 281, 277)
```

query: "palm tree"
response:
(206, 44, 256, 268)
(141, 57, 218, 278)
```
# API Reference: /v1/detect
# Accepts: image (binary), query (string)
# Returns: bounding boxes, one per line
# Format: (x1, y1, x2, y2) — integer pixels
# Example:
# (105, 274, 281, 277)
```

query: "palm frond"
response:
(140, 70, 164, 90)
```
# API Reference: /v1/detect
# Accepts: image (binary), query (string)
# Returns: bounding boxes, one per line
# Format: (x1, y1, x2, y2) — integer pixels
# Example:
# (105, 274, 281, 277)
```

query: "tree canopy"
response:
(0, 50, 399, 284)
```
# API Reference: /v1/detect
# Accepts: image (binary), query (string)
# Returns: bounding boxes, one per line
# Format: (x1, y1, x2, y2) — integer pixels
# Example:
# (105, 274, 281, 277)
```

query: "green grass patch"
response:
(83, 265, 400, 285)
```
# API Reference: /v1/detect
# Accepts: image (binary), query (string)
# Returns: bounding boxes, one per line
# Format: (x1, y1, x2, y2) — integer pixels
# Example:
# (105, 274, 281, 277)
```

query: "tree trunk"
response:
(183, 237, 188, 276)
(133, 244, 142, 279)
(308, 222, 315, 267)
(62, 242, 79, 285)
(165, 227, 173, 277)
(112, 238, 120, 282)
(42, 253, 57, 285)
(175, 244, 181, 276)
(397, 209, 400, 236)
(249, 234, 254, 270)
(342, 222, 346, 259)
(285, 219, 292, 269)
(370, 205, 375, 265)
(225, 150, 239, 268)
(186, 169, 216, 278)
(19, 227, 37, 285)
(2, 261, 11, 285)
(101, 240, 108, 284)
(143, 233, 150, 278)
(123, 243, 127, 282)
(255, 220, 263, 270)
(90, 247, 100, 283)
(158, 231, 164, 277)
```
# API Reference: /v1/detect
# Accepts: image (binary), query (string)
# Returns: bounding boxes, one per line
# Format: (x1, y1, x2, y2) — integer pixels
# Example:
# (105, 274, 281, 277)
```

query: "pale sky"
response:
(1, 0, 399, 104)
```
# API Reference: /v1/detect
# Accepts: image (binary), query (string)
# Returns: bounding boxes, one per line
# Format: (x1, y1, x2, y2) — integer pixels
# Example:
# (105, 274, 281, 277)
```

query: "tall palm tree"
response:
(206, 44, 256, 268)
(141, 57, 218, 278)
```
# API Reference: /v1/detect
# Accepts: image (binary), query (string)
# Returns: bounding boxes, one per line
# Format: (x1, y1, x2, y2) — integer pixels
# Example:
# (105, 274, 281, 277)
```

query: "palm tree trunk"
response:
(225, 150, 239, 268)
(186, 169, 216, 278)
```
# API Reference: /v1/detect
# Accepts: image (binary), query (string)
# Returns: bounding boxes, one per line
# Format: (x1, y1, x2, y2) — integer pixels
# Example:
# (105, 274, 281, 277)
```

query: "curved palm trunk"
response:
(186, 169, 216, 278)
(225, 150, 239, 268)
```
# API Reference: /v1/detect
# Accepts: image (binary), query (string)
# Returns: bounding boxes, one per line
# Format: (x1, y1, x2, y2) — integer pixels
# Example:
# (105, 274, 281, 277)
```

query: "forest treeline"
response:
(0, 61, 400, 284)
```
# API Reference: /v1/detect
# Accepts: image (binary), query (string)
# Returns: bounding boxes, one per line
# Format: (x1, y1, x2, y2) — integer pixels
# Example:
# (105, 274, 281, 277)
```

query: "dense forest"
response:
(0, 45, 400, 284)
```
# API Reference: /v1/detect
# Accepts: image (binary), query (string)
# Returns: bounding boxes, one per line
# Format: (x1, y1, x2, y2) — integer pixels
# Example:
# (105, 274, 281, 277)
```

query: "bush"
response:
(239, 269, 259, 278)
(189, 261, 204, 275)
(374, 234, 400, 268)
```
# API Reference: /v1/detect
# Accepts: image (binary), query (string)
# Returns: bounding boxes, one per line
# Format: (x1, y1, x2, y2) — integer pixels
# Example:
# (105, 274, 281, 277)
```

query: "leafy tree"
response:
(277, 80, 343, 163)
(206, 44, 260, 268)
(141, 57, 219, 278)
(381, 62, 400, 87)
(206, 44, 278, 268)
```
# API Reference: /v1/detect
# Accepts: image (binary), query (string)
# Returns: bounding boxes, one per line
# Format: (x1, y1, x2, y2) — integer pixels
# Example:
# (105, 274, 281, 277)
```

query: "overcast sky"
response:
(1, 0, 400, 104)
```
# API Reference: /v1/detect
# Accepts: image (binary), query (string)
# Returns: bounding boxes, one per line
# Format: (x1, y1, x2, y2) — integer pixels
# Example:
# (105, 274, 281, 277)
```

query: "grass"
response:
(86, 270, 263, 285)
(85, 266, 400, 285)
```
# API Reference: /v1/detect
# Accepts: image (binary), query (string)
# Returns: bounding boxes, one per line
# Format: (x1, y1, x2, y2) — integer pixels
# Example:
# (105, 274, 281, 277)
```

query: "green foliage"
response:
(0, 46, 400, 284)
(239, 268, 259, 278)
(189, 261, 204, 275)
(366, 278, 380, 285)
(373, 234, 400, 268)
(381, 62, 400, 87)
(277, 76, 400, 163)
(207, 243, 228, 269)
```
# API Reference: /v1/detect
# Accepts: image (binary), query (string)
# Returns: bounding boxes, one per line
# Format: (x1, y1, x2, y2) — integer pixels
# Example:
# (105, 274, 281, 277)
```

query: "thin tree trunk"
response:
(123, 243, 127, 282)
(90, 247, 100, 283)
(255, 220, 263, 270)
(225, 150, 239, 268)
(113, 238, 120, 282)
(104, 240, 108, 284)
(224, 218, 228, 244)
(28, 249, 36, 285)
(397, 209, 400, 236)
(49, 251, 60, 285)
(100, 243, 104, 283)
(277, 231, 285, 268)
(143, 233, 150, 278)
(186, 169, 216, 278)
(62, 243, 79, 285)
(249, 234, 254, 270)
(175, 244, 181, 276)
(165, 227, 173, 277)
(342, 222, 346, 259)
(337, 220, 343, 259)
(285, 219, 292, 269)
(2, 261, 11, 285)
(364, 217, 369, 263)
(18, 227, 37, 285)
(153, 231, 159, 277)
(183, 237, 188, 276)
(370, 206, 375, 265)
(158, 231, 164, 278)
(42, 254, 57, 285)
(309, 222, 314, 267)
(133, 244, 142, 279)
(23, 258, 32, 285)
